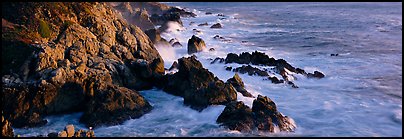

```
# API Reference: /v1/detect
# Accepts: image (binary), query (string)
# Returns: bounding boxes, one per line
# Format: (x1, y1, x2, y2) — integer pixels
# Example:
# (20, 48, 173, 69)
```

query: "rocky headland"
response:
(1, 2, 328, 136)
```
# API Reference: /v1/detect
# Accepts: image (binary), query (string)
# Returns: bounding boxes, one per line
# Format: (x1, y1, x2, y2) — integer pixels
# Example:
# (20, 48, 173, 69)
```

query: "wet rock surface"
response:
(162, 56, 237, 111)
(187, 35, 206, 54)
(226, 73, 254, 98)
(217, 95, 296, 133)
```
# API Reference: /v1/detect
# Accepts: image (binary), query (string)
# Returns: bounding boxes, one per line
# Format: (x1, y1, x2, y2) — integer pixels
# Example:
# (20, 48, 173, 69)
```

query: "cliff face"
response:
(2, 2, 164, 128)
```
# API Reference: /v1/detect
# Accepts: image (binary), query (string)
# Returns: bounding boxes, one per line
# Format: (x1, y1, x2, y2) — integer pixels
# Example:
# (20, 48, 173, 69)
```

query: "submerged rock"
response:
(187, 35, 206, 54)
(210, 23, 222, 28)
(198, 22, 209, 26)
(307, 71, 325, 78)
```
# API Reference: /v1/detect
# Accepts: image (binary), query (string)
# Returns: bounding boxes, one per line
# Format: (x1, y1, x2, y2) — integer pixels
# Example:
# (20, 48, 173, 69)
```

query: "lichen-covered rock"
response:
(187, 35, 206, 54)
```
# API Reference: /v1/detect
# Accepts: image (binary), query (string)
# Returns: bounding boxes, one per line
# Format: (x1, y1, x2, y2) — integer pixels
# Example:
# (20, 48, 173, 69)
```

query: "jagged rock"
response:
(187, 35, 206, 54)
(217, 95, 296, 132)
(2, 2, 163, 128)
(79, 83, 152, 128)
(65, 124, 75, 137)
(210, 23, 222, 28)
(1, 116, 14, 137)
(168, 61, 178, 71)
(163, 56, 237, 111)
(209, 48, 215, 51)
(198, 22, 209, 26)
(217, 101, 255, 132)
(226, 73, 253, 98)
(252, 95, 296, 132)
(165, 7, 196, 17)
(233, 65, 269, 76)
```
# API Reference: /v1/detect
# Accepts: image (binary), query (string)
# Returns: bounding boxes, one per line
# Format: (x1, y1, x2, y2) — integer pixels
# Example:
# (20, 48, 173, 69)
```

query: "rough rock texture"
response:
(226, 73, 253, 98)
(252, 95, 296, 132)
(65, 124, 75, 137)
(1, 116, 14, 137)
(2, 2, 164, 128)
(162, 56, 237, 111)
(187, 35, 206, 54)
(217, 95, 296, 133)
(216, 101, 255, 132)
(79, 83, 152, 127)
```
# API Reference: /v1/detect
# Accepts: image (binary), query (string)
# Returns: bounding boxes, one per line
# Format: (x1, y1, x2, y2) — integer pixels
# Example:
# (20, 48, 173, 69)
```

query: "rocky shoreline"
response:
(2, 2, 326, 137)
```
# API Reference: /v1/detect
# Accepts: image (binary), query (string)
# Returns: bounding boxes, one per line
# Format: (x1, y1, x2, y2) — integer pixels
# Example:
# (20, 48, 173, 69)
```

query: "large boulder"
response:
(79, 83, 152, 128)
(226, 73, 253, 98)
(252, 95, 296, 132)
(163, 56, 237, 111)
(187, 35, 206, 54)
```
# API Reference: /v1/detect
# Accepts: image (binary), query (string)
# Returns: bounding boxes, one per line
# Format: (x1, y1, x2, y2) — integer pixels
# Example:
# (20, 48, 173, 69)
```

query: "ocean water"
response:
(14, 2, 402, 137)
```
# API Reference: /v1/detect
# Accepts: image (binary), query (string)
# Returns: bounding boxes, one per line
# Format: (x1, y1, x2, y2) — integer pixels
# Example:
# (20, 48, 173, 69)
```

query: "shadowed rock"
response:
(162, 56, 237, 111)
(187, 35, 206, 54)
(226, 73, 253, 98)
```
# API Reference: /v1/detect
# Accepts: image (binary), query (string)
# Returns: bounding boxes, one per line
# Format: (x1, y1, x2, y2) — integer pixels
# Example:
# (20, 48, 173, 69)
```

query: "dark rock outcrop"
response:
(217, 95, 296, 133)
(233, 65, 269, 76)
(216, 101, 255, 132)
(168, 61, 178, 71)
(162, 56, 237, 111)
(79, 83, 152, 128)
(226, 73, 253, 98)
(210, 23, 222, 28)
(2, 2, 164, 128)
(187, 35, 206, 54)
(224, 51, 325, 80)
